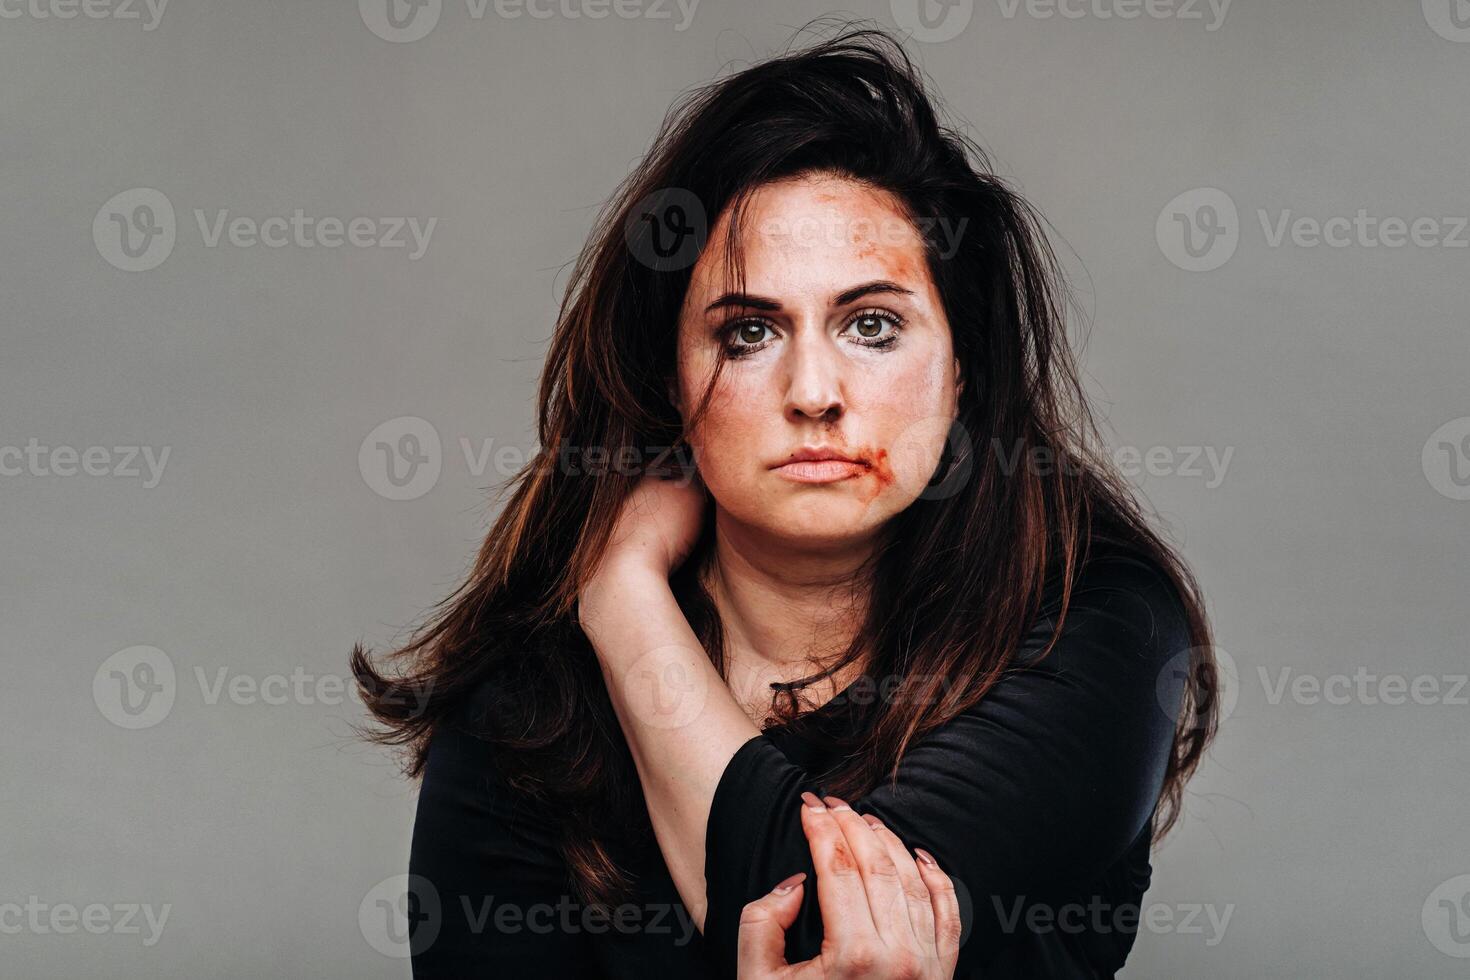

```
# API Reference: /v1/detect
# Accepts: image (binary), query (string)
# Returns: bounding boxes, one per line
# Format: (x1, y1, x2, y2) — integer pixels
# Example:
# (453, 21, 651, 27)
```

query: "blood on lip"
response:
(774, 445, 895, 499)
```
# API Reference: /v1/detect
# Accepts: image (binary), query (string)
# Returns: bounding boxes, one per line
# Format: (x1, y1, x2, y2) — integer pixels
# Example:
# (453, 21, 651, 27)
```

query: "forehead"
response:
(685, 175, 931, 300)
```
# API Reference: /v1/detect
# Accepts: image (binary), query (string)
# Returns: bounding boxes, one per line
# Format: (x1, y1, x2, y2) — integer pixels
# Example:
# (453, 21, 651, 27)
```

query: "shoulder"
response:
(1021, 536, 1193, 677)
(414, 677, 569, 861)
(417, 674, 533, 816)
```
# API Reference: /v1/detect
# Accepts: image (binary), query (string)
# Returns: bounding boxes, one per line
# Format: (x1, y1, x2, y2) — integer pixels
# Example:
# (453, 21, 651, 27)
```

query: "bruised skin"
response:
(860, 447, 895, 507)
(674, 173, 960, 551)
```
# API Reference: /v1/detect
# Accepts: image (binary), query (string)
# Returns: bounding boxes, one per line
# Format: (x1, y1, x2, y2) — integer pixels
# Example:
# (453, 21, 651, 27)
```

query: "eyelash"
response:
(720, 308, 906, 357)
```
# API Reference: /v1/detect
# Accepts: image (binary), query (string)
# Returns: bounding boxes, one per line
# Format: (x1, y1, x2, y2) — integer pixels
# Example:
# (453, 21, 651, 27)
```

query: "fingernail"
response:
(801, 791, 827, 811)
(823, 795, 851, 811)
(862, 813, 883, 829)
(914, 847, 938, 868)
(772, 872, 806, 895)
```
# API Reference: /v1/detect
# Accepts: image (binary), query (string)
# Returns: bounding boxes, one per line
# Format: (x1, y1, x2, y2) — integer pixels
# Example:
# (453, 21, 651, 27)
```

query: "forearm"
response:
(579, 561, 760, 932)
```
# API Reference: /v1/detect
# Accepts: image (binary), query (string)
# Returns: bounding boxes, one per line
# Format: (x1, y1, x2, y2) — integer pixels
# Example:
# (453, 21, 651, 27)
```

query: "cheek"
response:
(681, 368, 768, 494)
(865, 352, 958, 501)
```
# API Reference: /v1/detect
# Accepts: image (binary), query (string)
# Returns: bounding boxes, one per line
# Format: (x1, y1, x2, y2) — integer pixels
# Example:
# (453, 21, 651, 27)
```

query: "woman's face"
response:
(675, 173, 963, 550)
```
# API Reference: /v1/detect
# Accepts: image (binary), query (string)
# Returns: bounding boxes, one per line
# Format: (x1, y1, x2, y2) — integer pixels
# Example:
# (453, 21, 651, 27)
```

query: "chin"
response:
(761, 496, 894, 548)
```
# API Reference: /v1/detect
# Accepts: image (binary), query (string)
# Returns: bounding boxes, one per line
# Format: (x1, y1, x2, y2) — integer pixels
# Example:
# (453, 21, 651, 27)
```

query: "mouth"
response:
(770, 447, 872, 484)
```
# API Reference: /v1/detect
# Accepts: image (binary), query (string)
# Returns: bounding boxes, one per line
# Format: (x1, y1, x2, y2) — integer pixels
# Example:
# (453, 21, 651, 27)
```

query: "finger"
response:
(862, 813, 938, 963)
(914, 848, 963, 976)
(823, 796, 919, 956)
(736, 872, 806, 980)
(799, 792, 882, 951)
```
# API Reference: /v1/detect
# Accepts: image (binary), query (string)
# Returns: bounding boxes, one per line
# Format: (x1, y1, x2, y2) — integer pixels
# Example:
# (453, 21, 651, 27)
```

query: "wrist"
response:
(579, 558, 672, 634)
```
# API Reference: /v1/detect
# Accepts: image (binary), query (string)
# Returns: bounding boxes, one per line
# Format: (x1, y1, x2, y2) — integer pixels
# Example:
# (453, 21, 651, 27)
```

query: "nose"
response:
(782, 331, 845, 424)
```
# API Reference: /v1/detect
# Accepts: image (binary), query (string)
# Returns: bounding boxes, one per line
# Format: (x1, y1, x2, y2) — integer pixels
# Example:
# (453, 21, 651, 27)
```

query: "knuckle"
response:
(903, 878, 933, 904)
(926, 870, 957, 895)
(867, 857, 901, 879)
(838, 943, 880, 974)
(738, 900, 774, 926)
(890, 952, 922, 979)
(828, 839, 859, 874)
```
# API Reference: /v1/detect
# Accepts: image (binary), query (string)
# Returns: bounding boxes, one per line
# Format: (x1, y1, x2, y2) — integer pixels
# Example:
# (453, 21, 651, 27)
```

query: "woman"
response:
(354, 26, 1218, 979)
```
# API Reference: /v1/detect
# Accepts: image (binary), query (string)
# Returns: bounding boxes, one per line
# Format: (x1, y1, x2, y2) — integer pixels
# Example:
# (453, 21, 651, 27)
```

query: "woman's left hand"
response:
(736, 795, 963, 979)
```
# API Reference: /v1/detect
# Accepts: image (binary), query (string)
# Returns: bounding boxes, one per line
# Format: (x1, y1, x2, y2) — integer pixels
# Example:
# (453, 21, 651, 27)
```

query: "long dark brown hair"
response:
(352, 23, 1219, 907)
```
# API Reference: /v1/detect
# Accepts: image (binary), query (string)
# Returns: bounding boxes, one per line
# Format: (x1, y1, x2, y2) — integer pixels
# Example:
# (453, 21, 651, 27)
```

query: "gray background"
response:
(4, 1, 1467, 976)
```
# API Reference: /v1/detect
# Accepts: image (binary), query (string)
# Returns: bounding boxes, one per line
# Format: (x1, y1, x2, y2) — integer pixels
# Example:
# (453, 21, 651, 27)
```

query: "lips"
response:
(772, 446, 869, 466)
(770, 446, 872, 484)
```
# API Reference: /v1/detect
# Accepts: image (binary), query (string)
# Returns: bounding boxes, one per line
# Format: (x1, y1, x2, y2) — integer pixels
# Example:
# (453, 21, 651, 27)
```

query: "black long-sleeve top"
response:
(406, 546, 1191, 978)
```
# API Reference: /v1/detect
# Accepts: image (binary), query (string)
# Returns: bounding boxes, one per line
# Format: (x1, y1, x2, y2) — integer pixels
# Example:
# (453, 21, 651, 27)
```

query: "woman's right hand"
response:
(736, 793, 963, 979)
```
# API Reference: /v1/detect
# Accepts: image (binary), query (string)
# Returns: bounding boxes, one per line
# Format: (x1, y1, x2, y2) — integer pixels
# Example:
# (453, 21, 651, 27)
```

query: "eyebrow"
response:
(703, 279, 914, 314)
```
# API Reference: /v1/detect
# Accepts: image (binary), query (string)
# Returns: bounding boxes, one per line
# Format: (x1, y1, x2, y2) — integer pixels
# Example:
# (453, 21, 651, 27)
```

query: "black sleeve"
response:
(701, 552, 1190, 976)
(407, 716, 598, 978)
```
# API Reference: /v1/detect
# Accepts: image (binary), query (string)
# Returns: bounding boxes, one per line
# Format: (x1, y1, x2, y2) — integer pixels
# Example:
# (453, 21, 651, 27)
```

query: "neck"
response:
(700, 509, 877, 690)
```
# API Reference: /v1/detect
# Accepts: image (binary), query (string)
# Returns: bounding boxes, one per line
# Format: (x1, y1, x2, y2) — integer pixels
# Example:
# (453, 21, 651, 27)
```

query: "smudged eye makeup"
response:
(719, 307, 906, 357)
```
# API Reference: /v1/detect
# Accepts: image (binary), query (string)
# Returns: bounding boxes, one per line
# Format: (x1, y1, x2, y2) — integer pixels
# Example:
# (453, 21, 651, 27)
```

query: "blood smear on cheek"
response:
(856, 447, 894, 506)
